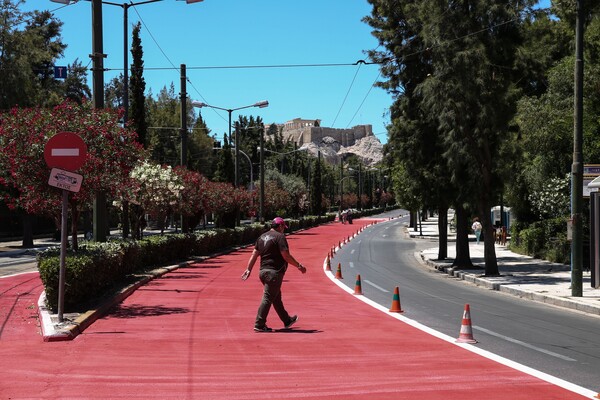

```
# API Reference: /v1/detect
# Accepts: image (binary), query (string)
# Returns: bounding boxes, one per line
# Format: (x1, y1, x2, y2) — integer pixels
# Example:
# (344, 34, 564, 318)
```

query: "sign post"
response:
(44, 132, 87, 323)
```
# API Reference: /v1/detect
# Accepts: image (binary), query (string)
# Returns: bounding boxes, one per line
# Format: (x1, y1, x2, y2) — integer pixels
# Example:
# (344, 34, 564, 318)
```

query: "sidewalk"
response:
(410, 217, 600, 316)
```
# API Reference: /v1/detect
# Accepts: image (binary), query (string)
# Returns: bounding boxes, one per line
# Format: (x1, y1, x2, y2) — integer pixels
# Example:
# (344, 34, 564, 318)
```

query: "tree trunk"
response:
(82, 210, 92, 240)
(412, 210, 418, 231)
(131, 204, 144, 240)
(122, 201, 130, 239)
(182, 214, 190, 234)
(437, 206, 448, 260)
(22, 213, 34, 248)
(70, 204, 79, 252)
(452, 204, 474, 268)
(479, 199, 499, 276)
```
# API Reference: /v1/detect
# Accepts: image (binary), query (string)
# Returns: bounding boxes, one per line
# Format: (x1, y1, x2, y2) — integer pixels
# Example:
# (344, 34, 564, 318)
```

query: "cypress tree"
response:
(129, 22, 148, 148)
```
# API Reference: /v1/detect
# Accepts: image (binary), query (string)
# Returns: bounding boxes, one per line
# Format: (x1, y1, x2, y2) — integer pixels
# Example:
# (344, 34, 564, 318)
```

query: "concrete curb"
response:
(38, 260, 194, 342)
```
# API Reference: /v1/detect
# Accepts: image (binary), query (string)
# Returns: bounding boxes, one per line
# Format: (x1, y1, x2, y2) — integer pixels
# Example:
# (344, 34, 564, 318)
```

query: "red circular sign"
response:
(44, 132, 88, 172)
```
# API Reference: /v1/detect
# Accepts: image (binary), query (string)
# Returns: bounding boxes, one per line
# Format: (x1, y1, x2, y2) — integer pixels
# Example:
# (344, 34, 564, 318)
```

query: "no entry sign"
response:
(44, 132, 87, 172)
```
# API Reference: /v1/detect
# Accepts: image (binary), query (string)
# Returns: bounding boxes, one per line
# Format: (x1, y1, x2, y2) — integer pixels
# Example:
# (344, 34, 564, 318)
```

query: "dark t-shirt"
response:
(255, 229, 288, 271)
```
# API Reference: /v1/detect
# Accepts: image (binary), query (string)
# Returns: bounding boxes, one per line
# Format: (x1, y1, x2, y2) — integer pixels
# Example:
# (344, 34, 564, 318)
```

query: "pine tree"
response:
(63, 59, 91, 104)
(0, 5, 65, 109)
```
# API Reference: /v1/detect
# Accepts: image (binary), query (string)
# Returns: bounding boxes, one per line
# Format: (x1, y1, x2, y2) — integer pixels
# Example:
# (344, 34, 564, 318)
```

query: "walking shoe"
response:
(284, 315, 298, 329)
(253, 326, 273, 333)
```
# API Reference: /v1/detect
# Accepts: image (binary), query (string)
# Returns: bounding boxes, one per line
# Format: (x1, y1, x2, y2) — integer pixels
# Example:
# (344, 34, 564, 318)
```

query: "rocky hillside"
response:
(300, 135, 384, 166)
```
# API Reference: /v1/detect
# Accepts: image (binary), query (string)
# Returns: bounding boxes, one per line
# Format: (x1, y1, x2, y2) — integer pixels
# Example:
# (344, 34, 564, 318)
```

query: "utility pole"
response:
(91, 0, 107, 242)
(234, 120, 239, 188)
(122, 4, 129, 126)
(358, 163, 362, 210)
(571, 0, 584, 296)
(180, 64, 187, 168)
(339, 159, 344, 212)
(180, 64, 188, 232)
(259, 126, 265, 223)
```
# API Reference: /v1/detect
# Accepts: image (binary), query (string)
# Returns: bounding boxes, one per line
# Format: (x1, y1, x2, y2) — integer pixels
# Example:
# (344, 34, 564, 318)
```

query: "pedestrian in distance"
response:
(241, 217, 307, 332)
(471, 217, 483, 245)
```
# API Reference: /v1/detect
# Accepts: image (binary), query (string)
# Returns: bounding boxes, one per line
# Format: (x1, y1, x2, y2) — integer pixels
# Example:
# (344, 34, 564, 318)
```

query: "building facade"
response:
(268, 118, 374, 148)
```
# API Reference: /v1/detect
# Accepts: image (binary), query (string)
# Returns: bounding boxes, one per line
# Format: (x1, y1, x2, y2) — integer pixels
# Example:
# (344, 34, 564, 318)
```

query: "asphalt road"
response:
(332, 212, 600, 393)
(0, 253, 38, 277)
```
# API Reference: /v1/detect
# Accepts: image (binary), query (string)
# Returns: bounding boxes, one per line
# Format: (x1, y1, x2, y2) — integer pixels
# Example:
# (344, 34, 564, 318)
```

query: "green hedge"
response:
(509, 217, 570, 263)
(37, 213, 343, 312)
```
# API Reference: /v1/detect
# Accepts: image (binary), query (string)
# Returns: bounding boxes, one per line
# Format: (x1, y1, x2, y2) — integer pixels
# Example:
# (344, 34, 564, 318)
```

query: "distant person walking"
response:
(471, 218, 483, 245)
(241, 217, 307, 332)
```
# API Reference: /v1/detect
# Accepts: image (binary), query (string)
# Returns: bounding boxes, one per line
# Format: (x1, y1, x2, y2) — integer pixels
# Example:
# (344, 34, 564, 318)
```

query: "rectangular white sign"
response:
(48, 168, 83, 193)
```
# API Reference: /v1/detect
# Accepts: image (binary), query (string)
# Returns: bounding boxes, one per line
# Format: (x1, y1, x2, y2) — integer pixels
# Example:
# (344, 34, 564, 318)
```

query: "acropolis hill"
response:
(266, 118, 384, 166)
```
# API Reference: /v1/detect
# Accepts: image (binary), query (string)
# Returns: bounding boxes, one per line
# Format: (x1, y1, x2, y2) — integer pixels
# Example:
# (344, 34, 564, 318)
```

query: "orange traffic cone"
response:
(335, 263, 343, 279)
(389, 286, 404, 313)
(325, 255, 331, 271)
(354, 274, 363, 295)
(456, 304, 477, 344)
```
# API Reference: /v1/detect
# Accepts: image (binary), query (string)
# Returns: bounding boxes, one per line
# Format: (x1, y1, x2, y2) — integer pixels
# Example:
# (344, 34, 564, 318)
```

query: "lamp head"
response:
(254, 100, 269, 108)
(185, 0, 204, 3)
(191, 100, 208, 108)
(50, 0, 74, 3)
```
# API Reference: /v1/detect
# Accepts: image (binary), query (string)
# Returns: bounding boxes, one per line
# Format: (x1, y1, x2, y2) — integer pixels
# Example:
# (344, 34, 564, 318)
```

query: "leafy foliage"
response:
(0, 5, 66, 109)
(0, 101, 145, 247)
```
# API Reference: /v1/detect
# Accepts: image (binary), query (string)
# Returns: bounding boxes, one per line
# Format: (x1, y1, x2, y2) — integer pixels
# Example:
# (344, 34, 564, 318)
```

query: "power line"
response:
(331, 62, 363, 128)
(113, 60, 380, 73)
(346, 71, 382, 129)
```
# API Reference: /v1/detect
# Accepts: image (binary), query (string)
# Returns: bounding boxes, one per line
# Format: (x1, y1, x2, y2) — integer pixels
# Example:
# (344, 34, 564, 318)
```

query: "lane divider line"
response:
(363, 279, 389, 293)
(473, 325, 577, 362)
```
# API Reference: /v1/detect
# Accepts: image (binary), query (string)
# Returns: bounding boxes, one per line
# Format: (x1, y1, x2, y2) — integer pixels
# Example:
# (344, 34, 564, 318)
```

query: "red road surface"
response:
(0, 220, 592, 399)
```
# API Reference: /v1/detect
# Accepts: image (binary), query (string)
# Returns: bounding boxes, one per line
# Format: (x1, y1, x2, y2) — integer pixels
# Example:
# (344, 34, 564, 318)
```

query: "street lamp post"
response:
(571, 0, 584, 296)
(259, 128, 264, 223)
(191, 100, 268, 188)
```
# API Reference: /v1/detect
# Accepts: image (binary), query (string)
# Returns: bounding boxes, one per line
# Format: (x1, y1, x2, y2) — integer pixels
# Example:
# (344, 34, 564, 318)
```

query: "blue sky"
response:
(25, 0, 552, 145)
(25, 0, 389, 143)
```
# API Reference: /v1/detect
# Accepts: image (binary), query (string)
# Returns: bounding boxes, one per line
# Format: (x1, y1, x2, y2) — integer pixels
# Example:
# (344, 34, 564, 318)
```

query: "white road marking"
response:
(350, 249, 355, 254)
(348, 262, 354, 268)
(363, 279, 389, 293)
(322, 254, 596, 399)
(473, 325, 576, 362)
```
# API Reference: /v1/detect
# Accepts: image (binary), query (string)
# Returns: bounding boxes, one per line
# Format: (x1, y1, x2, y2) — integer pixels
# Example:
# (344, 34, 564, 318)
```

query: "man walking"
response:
(241, 217, 307, 332)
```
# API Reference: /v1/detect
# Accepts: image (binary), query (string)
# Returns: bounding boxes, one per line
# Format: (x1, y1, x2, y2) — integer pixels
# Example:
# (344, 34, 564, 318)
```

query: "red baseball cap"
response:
(272, 217, 288, 228)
